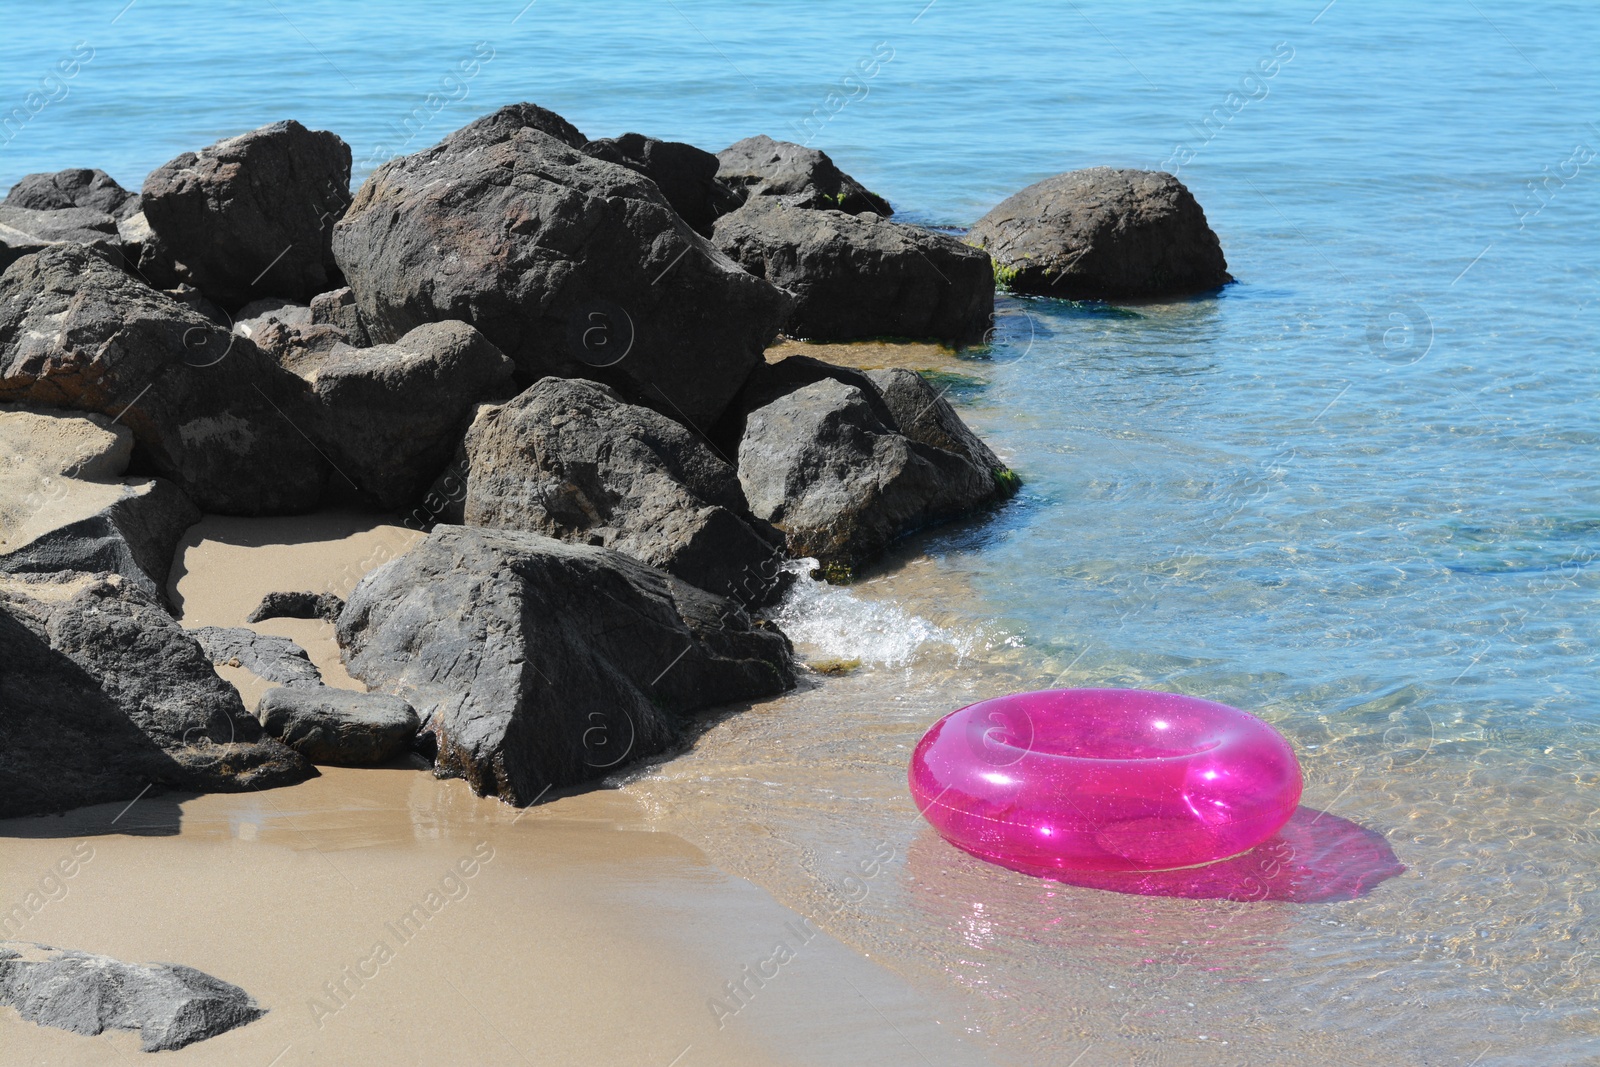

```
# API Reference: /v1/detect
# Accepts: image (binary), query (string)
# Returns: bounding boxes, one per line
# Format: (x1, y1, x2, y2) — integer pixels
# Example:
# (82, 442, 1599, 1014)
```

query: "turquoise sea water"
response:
(4, 2, 1598, 1064)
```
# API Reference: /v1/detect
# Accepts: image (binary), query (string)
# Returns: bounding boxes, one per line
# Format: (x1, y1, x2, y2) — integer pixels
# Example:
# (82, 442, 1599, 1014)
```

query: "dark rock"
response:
(0, 407, 199, 601)
(716, 135, 891, 216)
(0, 205, 122, 263)
(862, 367, 1006, 475)
(337, 525, 794, 802)
(712, 197, 992, 344)
(308, 285, 369, 346)
(332, 105, 789, 429)
(0, 572, 314, 819)
(968, 167, 1231, 300)
(0, 220, 50, 273)
(4, 168, 139, 219)
(191, 626, 322, 686)
(0, 941, 264, 1051)
(736, 377, 1003, 575)
(139, 119, 352, 307)
(158, 281, 229, 329)
(0, 244, 329, 514)
(292, 321, 515, 508)
(461, 377, 786, 605)
(246, 589, 344, 623)
(443, 102, 587, 152)
(711, 354, 900, 457)
(255, 687, 418, 765)
(583, 132, 742, 236)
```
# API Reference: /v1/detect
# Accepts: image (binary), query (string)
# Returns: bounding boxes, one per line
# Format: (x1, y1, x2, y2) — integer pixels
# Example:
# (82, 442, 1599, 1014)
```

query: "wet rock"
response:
(461, 377, 786, 605)
(139, 119, 352, 307)
(968, 167, 1231, 300)
(332, 104, 789, 428)
(0, 407, 199, 601)
(716, 135, 891, 215)
(191, 626, 322, 686)
(0, 244, 329, 514)
(0, 941, 264, 1051)
(246, 589, 344, 623)
(712, 198, 992, 344)
(337, 524, 794, 802)
(0, 572, 313, 819)
(583, 132, 742, 235)
(735, 377, 1003, 576)
(255, 686, 418, 765)
(4, 168, 139, 218)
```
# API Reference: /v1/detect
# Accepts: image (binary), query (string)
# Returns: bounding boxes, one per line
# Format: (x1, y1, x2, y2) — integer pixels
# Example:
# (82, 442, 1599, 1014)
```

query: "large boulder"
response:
(332, 104, 789, 428)
(0, 941, 264, 1051)
(968, 167, 1230, 300)
(0, 407, 198, 600)
(736, 377, 1007, 576)
(461, 377, 785, 605)
(294, 321, 515, 508)
(712, 198, 993, 344)
(0, 571, 313, 819)
(139, 120, 352, 307)
(716, 135, 891, 216)
(4, 168, 139, 218)
(337, 525, 794, 802)
(0, 245, 329, 513)
(583, 132, 742, 235)
(256, 687, 419, 766)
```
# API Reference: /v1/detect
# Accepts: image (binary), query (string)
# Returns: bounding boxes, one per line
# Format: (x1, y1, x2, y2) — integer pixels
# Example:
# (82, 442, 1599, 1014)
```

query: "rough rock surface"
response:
(583, 133, 742, 235)
(716, 135, 891, 216)
(4, 168, 139, 218)
(0, 205, 122, 264)
(256, 686, 419, 765)
(712, 198, 993, 344)
(337, 525, 794, 802)
(736, 377, 1005, 574)
(332, 104, 789, 428)
(968, 167, 1230, 300)
(139, 120, 352, 307)
(308, 285, 369, 345)
(0, 941, 264, 1051)
(0, 407, 198, 599)
(290, 321, 515, 508)
(0, 245, 329, 514)
(444, 101, 587, 151)
(191, 626, 323, 686)
(0, 572, 313, 819)
(862, 367, 1006, 474)
(462, 377, 785, 604)
(246, 590, 344, 623)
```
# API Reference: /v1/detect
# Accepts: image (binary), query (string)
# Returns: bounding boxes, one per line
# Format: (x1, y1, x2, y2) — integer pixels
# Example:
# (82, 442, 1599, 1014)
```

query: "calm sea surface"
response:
(4, 2, 1597, 1063)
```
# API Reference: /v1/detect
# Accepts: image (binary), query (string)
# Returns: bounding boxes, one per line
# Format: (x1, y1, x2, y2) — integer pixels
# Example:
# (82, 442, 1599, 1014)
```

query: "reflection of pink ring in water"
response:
(909, 689, 1304, 874)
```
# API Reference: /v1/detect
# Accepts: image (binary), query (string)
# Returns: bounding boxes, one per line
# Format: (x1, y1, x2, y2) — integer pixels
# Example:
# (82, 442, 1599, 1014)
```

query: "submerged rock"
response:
(716, 135, 891, 216)
(583, 132, 743, 236)
(968, 167, 1230, 300)
(191, 626, 323, 686)
(332, 103, 789, 428)
(246, 589, 344, 623)
(256, 686, 418, 766)
(0, 572, 313, 819)
(462, 377, 786, 604)
(139, 120, 352, 307)
(337, 525, 793, 802)
(0, 941, 264, 1051)
(712, 197, 993, 344)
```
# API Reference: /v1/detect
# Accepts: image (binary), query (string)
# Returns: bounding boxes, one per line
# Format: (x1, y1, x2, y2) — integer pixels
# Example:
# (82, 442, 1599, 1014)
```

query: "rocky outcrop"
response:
(139, 120, 352, 307)
(332, 104, 789, 428)
(246, 589, 344, 623)
(256, 687, 419, 765)
(337, 525, 794, 802)
(4, 168, 139, 218)
(968, 167, 1230, 300)
(712, 198, 993, 344)
(191, 627, 323, 686)
(0, 245, 329, 514)
(0, 941, 264, 1051)
(461, 377, 786, 604)
(716, 135, 891, 215)
(0, 407, 198, 600)
(583, 132, 742, 235)
(736, 376, 1008, 575)
(0, 572, 313, 819)
(0, 205, 122, 266)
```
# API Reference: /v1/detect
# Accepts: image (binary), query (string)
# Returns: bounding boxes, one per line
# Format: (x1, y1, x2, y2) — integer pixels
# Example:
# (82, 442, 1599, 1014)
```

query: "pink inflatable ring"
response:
(909, 689, 1303, 874)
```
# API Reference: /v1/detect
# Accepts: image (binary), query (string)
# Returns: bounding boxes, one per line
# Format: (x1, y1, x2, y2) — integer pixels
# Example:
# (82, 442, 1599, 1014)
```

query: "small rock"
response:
(308, 285, 369, 346)
(716, 135, 891, 215)
(256, 686, 419, 765)
(191, 627, 323, 686)
(4, 168, 139, 218)
(246, 590, 344, 623)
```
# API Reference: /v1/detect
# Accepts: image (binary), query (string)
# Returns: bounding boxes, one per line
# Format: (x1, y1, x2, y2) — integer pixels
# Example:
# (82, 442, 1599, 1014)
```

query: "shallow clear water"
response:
(4, 2, 1598, 1064)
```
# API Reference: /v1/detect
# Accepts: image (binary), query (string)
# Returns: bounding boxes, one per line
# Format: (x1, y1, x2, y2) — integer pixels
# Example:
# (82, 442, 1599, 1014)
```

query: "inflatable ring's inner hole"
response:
(979, 697, 1226, 761)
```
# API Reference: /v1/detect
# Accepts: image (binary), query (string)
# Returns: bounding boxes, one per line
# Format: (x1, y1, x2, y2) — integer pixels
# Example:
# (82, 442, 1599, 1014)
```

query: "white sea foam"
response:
(767, 560, 977, 667)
